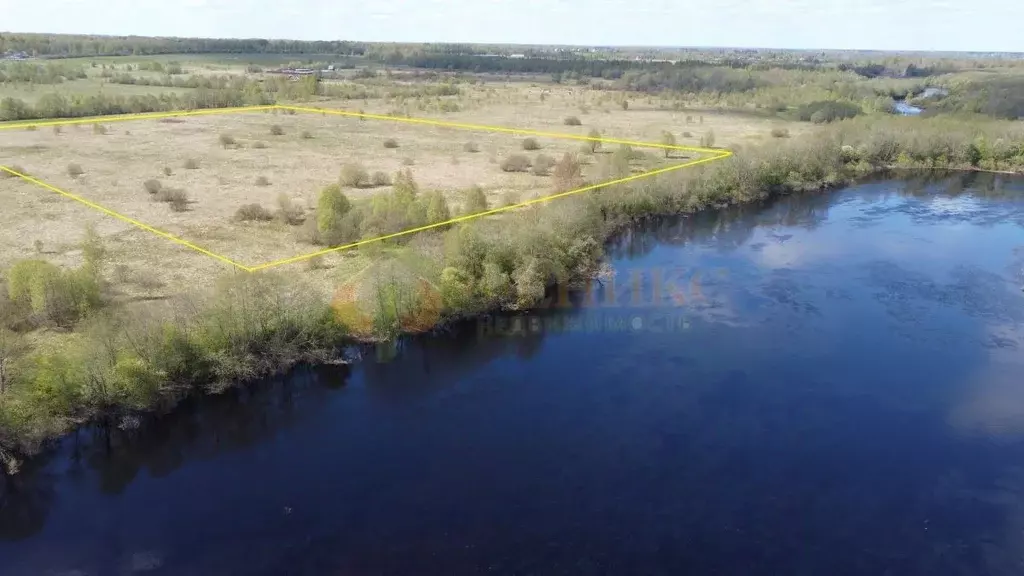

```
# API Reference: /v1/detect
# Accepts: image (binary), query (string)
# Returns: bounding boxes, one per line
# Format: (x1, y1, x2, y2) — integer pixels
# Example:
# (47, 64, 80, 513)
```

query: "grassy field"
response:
(0, 85, 788, 297)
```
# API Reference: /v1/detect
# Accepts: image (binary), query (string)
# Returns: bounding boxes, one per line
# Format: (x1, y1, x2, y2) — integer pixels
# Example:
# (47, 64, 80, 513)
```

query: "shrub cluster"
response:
(154, 187, 189, 211)
(797, 100, 862, 123)
(235, 203, 274, 222)
(500, 154, 532, 173)
(339, 163, 370, 188)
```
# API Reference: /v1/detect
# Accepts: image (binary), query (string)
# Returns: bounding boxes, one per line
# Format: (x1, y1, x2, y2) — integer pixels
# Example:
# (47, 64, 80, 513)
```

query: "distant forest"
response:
(0, 33, 368, 57)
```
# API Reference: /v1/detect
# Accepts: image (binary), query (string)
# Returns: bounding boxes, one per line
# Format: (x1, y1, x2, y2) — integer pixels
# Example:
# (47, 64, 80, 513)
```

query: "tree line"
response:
(0, 61, 87, 84)
(377, 53, 762, 93)
(0, 33, 368, 58)
(927, 76, 1024, 120)
(0, 86, 274, 122)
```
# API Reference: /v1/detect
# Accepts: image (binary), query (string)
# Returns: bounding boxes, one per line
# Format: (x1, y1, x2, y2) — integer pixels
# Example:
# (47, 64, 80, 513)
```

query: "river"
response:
(2, 172, 1024, 575)
(892, 87, 949, 116)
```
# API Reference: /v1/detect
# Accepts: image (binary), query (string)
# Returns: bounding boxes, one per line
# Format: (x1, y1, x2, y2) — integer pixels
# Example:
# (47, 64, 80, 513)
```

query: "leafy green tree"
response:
(480, 261, 514, 304)
(440, 267, 474, 312)
(393, 169, 419, 203)
(512, 257, 546, 308)
(405, 196, 428, 228)
(316, 184, 352, 240)
(444, 225, 488, 279)
(425, 191, 451, 224)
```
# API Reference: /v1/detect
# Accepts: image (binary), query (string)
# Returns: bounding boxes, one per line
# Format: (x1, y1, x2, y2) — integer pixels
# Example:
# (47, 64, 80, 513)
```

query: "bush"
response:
(797, 100, 862, 123)
(169, 194, 189, 213)
(162, 166, 173, 176)
(300, 131, 313, 139)
(154, 188, 189, 211)
(532, 154, 556, 176)
(270, 124, 284, 136)
(402, 157, 415, 166)
(522, 137, 541, 151)
(143, 179, 162, 194)
(462, 185, 489, 214)
(255, 176, 270, 186)
(605, 146, 634, 177)
(66, 163, 84, 178)
(7, 260, 59, 311)
(252, 141, 268, 149)
(219, 133, 236, 148)
(425, 190, 451, 224)
(563, 116, 582, 126)
(463, 142, 480, 153)
(392, 169, 419, 201)
(92, 124, 107, 135)
(500, 154, 532, 173)
(276, 194, 306, 225)
(383, 138, 399, 149)
(339, 163, 370, 188)
(235, 203, 274, 222)
(771, 127, 791, 138)
(183, 158, 200, 170)
(372, 171, 391, 187)
(586, 129, 602, 153)
(316, 184, 354, 245)
(6, 257, 101, 328)
(553, 152, 582, 190)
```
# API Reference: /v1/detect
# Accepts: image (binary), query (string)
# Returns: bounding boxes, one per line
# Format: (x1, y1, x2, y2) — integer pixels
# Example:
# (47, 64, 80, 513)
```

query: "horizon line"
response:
(2, 30, 1022, 56)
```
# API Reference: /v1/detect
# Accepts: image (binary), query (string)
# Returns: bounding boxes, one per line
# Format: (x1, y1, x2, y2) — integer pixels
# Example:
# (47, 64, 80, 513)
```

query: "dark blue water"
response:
(3, 173, 1024, 576)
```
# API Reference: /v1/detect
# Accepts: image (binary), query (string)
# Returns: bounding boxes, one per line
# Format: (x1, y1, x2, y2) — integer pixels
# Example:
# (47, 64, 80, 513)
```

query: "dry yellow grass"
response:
(0, 83, 802, 297)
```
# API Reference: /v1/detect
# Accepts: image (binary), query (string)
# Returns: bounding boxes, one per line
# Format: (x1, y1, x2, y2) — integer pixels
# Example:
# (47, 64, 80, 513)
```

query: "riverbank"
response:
(2, 115, 1024, 472)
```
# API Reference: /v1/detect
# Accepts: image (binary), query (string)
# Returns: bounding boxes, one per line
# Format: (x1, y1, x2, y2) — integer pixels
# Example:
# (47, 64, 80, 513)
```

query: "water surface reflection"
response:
(2, 173, 1024, 575)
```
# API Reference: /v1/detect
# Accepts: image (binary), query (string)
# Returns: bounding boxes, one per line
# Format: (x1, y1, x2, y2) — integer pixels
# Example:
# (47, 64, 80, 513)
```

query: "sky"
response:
(2, 0, 1022, 53)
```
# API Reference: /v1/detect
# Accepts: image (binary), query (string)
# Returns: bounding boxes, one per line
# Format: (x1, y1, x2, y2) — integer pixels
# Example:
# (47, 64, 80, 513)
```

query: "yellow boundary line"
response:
(1, 104, 732, 272)
(0, 166, 252, 270)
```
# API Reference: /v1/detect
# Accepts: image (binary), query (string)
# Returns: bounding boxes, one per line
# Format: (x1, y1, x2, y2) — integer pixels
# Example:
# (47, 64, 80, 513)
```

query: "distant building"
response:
(2, 51, 29, 60)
